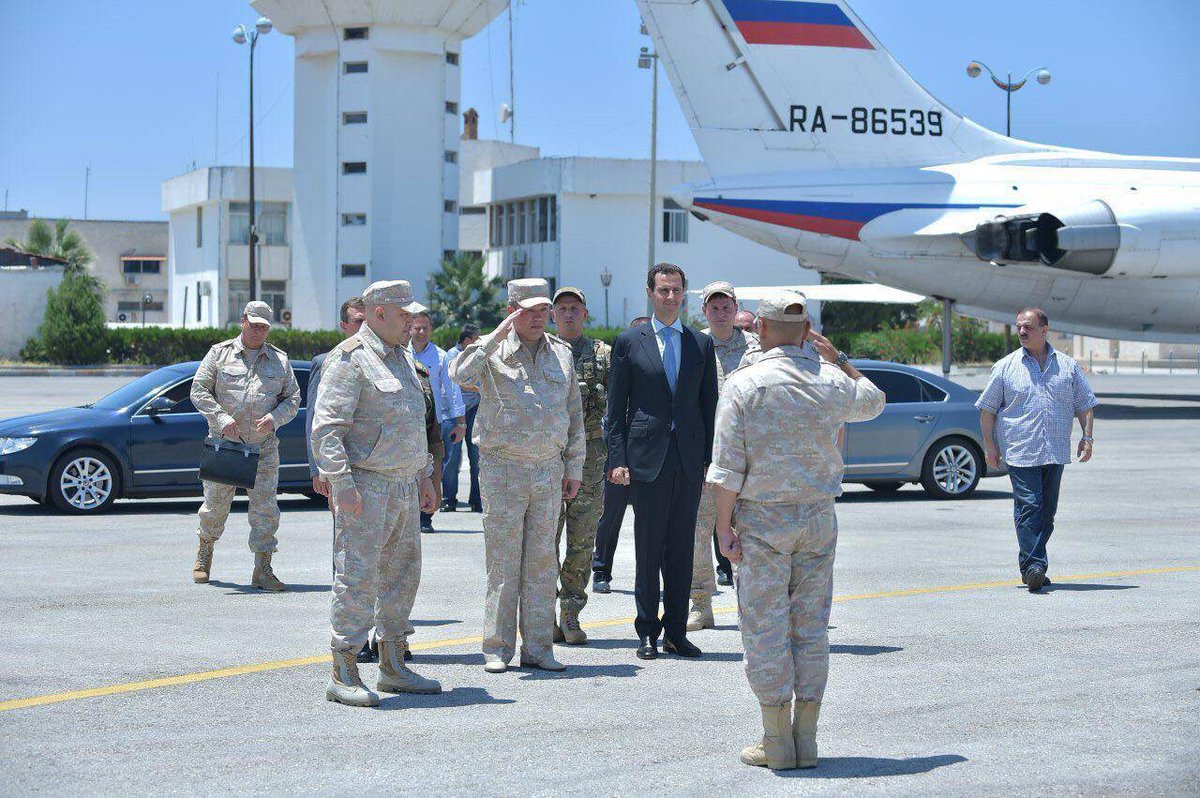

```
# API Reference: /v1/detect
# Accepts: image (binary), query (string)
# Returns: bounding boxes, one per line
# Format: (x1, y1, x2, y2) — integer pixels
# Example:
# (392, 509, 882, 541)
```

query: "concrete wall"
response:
(0, 267, 64, 359)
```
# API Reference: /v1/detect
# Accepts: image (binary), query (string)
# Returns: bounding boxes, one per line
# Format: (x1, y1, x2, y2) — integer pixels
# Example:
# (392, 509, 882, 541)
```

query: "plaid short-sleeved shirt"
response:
(975, 346, 1098, 467)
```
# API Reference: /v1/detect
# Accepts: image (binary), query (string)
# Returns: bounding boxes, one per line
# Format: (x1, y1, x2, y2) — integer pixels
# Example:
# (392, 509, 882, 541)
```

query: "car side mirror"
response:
(145, 396, 176, 415)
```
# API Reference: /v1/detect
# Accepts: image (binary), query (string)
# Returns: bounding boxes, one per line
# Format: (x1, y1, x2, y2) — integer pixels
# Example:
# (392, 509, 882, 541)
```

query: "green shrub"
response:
(36, 271, 108, 364)
(830, 323, 1011, 365)
(431, 325, 626, 352)
(103, 327, 346, 364)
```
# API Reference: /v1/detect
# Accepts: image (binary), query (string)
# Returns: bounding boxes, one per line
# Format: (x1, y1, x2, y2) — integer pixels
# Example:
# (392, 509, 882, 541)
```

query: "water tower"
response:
(251, 0, 508, 328)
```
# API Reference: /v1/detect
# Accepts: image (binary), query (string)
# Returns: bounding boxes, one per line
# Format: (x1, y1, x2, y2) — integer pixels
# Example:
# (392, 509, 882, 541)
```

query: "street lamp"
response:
(233, 15, 273, 302)
(638, 41, 659, 312)
(140, 293, 154, 328)
(600, 268, 613, 328)
(966, 61, 1051, 137)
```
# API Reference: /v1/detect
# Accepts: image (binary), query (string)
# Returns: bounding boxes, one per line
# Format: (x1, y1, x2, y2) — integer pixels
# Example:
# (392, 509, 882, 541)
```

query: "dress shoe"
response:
(469, 503, 483, 513)
(356, 636, 378, 663)
(664, 635, 702, 658)
(439, 501, 457, 512)
(636, 637, 658, 660)
(1026, 565, 1047, 592)
(592, 574, 612, 594)
(716, 568, 734, 587)
(420, 522, 435, 534)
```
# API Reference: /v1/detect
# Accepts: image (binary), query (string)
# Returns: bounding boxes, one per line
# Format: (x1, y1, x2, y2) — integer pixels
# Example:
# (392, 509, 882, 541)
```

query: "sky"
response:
(2, 0, 1198, 222)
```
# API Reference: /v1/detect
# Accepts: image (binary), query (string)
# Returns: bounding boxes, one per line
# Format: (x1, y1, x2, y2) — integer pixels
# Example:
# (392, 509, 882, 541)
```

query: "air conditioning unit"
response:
(125, 274, 140, 286)
(281, 309, 293, 324)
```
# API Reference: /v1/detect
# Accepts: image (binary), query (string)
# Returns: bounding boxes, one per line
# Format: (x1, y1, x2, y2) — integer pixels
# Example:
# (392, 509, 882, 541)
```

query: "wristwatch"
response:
(835, 351, 850, 366)
(1081, 435, 1094, 443)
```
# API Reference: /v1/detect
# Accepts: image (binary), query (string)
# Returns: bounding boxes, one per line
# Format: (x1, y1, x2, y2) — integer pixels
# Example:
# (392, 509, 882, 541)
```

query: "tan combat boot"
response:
(251, 552, 286, 592)
(191, 539, 214, 584)
(559, 610, 587, 645)
(793, 701, 821, 768)
(326, 651, 381, 707)
(687, 594, 715, 632)
(377, 640, 442, 694)
(740, 702, 798, 770)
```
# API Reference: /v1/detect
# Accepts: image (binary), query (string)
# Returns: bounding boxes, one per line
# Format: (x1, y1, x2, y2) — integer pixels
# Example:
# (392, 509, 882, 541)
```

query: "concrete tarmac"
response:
(0, 374, 1197, 795)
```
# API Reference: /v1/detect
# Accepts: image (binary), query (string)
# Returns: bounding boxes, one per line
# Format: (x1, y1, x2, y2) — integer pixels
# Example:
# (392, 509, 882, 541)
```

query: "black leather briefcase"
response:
(199, 437, 260, 489)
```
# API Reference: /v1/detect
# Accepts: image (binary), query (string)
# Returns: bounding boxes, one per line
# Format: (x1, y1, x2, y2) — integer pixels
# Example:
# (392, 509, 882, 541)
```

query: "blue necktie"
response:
(660, 326, 678, 393)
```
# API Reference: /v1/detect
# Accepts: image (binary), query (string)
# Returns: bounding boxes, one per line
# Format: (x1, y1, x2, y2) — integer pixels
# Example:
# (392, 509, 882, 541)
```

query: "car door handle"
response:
(914, 414, 934, 423)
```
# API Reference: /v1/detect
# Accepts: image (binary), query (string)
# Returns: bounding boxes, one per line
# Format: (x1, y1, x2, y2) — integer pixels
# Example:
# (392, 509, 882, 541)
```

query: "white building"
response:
(250, 0, 508, 330)
(162, 166, 293, 327)
(475, 156, 818, 327)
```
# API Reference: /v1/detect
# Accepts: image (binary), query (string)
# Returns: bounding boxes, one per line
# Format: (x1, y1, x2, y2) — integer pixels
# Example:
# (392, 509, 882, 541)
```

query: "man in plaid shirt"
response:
(976, 308, 1098, 592)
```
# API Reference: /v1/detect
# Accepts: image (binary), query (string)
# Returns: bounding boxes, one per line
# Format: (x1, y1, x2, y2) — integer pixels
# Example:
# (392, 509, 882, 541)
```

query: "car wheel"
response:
(920, 437, 982, 499)
(866, 481, 904, 494)
(48, 448, 120, 514)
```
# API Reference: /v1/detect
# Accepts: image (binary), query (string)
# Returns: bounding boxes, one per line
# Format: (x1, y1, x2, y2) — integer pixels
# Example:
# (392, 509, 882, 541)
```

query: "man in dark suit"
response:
(606, 264, 718, 660)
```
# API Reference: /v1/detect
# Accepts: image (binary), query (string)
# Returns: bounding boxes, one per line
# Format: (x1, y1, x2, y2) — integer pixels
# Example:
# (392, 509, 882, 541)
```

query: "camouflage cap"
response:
(757, 290, 809, 323)
(701, 280, 737, 304)
(508, 277, 552, 309)
(243, 300, 273, 327)
(363, 280, 424, 313)
(553, 286, 587, 305)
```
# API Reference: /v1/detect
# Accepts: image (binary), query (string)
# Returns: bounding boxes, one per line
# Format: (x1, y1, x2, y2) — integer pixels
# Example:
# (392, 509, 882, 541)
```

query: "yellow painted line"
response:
(2, 564, 1196, 714)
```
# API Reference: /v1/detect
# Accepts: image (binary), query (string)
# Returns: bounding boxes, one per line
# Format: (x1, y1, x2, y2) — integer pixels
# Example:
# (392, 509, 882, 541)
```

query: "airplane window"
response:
(860, 370, 922, 404)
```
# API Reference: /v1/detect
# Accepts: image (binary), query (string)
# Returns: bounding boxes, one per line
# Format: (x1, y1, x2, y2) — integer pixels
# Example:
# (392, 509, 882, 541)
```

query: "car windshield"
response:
(89, 369, 185, 412)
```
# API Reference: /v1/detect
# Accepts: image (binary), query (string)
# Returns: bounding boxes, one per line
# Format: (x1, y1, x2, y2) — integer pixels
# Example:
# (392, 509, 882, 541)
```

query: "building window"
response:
(549, 196, 557, 242)
(228, 280, 251, 322)
(343, 111, 368, 124)
(536, 197, 548, 243)
(121, 257, 163, 275)
(262, 280, 287, 321)
(461, 205, 485, 216)
(117, 299, 165, 312)
(493, 205, 504, 246)
(342, 161, 367, 175)
(344, 61, 368, 74)
(344, 27, 368, 40)
(505, 202, 515, 245)
(443, 250, 456, 262)
(444, 150, 457, 164)
(341, 263, 366, 278)
(445, 52, 459, 65)
(230, 201, 288, 245)
(516, 201, 527, 245)
(444, 200, 456, 213)
(445, 101, 459, 115)
(663, 198, 689, 244)
(196, 206, 203, 248)
(342, 213, 367, 226)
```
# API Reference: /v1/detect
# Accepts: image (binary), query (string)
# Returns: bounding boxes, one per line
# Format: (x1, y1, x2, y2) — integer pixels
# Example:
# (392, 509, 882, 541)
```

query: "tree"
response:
(4, 218, 94, 272)
(427, 252, 505, 329)
(34, 270, 109, 364)
(817, 274, 923, 335)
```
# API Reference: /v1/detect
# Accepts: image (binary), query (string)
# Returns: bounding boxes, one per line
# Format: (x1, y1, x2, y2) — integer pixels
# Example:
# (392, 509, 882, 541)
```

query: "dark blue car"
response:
(0, 362, 314, 513)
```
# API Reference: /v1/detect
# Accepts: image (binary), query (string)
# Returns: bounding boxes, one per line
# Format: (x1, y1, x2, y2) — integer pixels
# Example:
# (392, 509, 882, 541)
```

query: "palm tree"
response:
(427, 252, 505, 329)
(4, 218, 94, 272)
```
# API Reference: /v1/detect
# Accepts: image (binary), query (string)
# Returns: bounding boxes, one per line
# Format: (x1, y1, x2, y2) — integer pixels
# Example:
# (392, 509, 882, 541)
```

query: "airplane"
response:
(634, 0, 1200, 342)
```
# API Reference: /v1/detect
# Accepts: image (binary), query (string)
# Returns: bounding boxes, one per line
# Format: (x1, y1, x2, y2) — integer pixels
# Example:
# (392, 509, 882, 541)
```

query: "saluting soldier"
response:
(708, 291, 885, 770)
(549, 286, 611, 645)
(190, 300, 300, 591)
(310, 280, 441, 708)
(451, 278, 585, 674)
(688, 281, 759, 631)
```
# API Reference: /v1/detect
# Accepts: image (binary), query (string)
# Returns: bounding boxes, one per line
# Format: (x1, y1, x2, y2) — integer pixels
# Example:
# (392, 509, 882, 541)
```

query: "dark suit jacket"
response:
(605, 320, 718, 483)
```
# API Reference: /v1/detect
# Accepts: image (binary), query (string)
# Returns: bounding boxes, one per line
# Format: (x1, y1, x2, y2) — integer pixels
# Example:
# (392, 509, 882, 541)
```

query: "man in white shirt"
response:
(410, 311, 466, 533)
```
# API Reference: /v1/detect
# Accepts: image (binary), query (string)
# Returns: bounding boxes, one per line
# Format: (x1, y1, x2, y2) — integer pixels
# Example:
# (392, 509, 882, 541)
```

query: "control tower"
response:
(251, 0, 507, 328)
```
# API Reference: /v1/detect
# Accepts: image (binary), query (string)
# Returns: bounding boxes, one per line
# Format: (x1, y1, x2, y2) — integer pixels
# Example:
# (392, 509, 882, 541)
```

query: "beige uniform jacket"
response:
(702, 327, 760, 393)
(309, 323, 434, 492)
(450, 328, 586, 481)
(191, 337, 300, 445)
(707, 345, 885, 502)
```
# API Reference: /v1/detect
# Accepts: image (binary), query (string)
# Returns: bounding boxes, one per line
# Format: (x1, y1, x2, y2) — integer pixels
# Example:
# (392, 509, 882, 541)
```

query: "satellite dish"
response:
(499, 103, 513, 124)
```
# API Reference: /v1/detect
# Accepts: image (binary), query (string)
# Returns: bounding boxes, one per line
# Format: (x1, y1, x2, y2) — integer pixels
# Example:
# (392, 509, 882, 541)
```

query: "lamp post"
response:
(233, 16, 273, 302)
(600, 268, 612, 327)
(140, 293, 154, 328)
(638, 42, 659, 313)
(966, 61, 1051, 138)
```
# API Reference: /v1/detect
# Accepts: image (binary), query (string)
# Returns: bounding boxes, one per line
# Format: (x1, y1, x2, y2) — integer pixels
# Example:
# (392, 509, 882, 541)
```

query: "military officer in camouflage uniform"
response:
(451, 278, 585, 674)
(688, 281, 760, 631)
(310, 280, 441, 707)
(549, 287, 610, 645)
(708, 291, 884, 770)
(190, 300, 300, 591)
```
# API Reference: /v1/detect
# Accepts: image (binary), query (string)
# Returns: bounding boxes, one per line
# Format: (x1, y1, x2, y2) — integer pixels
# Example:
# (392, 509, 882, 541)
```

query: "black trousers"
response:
(631, 434, 701, 641)
(591, 479, 630, 578)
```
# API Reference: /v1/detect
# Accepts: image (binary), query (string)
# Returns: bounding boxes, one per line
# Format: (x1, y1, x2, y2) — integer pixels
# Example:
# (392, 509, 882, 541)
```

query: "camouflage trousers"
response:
(480, 452, 564, 664)
(197, 440, 280, 554)
(735, 499, 837, 706)
(691, 482, 718, 600)
(330, 470, 422, 654)
(556, 468, 604, 613)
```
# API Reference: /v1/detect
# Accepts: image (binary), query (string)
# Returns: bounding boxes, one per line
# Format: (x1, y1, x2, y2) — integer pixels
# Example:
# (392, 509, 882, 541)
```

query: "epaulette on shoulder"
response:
(215, 338, 237, 348)
(266, 342, 287, 356)
(337, 337, 364, 353)
(544, 332, 566, 347)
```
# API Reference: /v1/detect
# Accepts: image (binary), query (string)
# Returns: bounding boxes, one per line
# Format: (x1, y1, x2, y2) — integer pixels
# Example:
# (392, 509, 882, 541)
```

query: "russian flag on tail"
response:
(722, 0, 874, 49)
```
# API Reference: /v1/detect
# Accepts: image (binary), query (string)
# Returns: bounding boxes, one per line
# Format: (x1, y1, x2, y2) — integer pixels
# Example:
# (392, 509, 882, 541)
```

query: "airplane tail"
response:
(636, 0, 1053, 177)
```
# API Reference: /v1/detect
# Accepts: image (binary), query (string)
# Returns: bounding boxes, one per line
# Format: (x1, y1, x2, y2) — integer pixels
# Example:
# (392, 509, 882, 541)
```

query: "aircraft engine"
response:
(964, 197, 1200, 278)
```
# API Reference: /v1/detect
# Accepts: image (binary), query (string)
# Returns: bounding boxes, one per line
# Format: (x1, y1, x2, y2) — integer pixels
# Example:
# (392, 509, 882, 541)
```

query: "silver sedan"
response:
(842, 361, 1006, 499)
